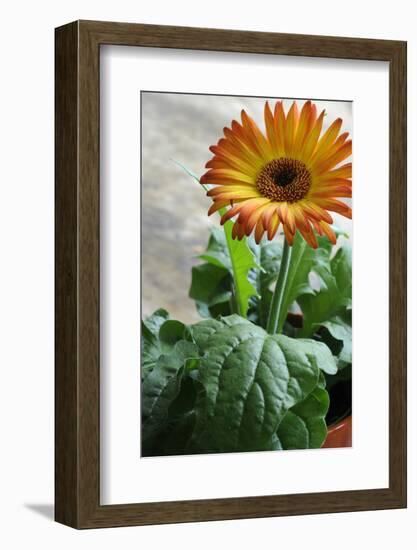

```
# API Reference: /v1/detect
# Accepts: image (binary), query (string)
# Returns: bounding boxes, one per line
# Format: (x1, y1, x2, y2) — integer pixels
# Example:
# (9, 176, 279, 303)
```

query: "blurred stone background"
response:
(141, 93, 352, 324)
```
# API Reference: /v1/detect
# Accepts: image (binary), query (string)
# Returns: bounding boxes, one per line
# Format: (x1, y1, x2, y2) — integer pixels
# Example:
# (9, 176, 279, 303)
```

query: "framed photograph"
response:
(55, 20, 407, 528)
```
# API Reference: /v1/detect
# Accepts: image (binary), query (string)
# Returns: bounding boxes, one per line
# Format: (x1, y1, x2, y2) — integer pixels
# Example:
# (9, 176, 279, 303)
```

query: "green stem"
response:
(267, 240, 292, 334)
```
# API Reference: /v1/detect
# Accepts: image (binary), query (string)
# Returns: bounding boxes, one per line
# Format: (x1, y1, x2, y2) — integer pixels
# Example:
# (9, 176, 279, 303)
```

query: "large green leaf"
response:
(274, 387, 330, 449)
(298, 244, 352, 337)
(188, 315, 336, 453)
(141, 313, 337, 455)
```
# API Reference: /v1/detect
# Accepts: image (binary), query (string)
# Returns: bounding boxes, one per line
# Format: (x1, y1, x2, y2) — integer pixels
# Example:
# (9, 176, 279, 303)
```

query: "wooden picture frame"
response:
(55, 20, 407, 529)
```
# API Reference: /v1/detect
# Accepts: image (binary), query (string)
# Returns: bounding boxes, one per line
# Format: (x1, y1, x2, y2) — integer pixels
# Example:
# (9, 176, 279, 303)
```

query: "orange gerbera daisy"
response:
(200, 100, 352, 249)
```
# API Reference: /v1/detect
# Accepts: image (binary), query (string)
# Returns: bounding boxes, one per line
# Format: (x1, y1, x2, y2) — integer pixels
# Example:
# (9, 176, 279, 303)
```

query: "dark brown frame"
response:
(55, 20, 407, 529)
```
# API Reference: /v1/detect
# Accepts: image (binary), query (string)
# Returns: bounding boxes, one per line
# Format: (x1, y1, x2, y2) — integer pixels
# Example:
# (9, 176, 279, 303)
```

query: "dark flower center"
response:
(274, 166, 297, 187)
(256, 158, 311, 202)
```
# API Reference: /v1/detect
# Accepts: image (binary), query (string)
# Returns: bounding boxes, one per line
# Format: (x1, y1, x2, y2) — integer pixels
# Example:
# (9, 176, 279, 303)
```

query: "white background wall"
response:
(0, 0, 414, 547)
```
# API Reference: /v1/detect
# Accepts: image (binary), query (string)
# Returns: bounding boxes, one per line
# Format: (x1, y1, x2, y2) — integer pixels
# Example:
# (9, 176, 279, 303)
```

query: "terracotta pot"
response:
(322, 415, 352, 448)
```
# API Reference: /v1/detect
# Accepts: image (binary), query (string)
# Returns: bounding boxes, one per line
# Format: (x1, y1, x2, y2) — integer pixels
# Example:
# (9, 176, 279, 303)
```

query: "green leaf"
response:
(141, 313, 188, 377)
(141, 313, 337, 455)
(295, 338, 337, 375)
(298, 244, 352, 337)
(143, 377, 198, 457)
(188, 315, 335, 453)
(152, 375, 199, 456)
(275, 387, 330, 449)
(318, 370, 327, 389)
(159, 319, 186, 346)
(143, 308, 170, 335)
(141, 309, 170, 375)
(219, 222, 259, 318)
(277, 232, 333, 333)
(189, 262, 232, 318)
(319, 311, 352, 365)
(198, 226, 232, 270)
(141, 340, 200, 446)
(189, 224, 259, 319)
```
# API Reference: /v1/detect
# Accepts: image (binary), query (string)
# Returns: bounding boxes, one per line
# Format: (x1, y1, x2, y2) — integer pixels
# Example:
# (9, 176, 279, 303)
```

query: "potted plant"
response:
(141, 100, 352, 456)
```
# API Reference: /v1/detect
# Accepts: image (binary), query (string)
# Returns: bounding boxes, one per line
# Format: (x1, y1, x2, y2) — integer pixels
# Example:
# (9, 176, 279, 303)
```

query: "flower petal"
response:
(232, 221, 246, 240)
(245, 202, 272, 235)
(201, 168, 255, 185)
(267, 212, 280, 240)
(210, 188, 262, 202)
(298, 222, 318, 248)
(207, 185, 257, 197)
(316, 198, 352, 218)
(293, 101, 313, 153)
(208, 200, 229, 216)
(311, 117, 343, 164)
(300, 201, 334, 224)
(318, 163, 352, 181)
(315, 140, 352, 174)
(254, 218, 265, 244)
(273, 101, 286, 156)
(219, 202, 245, 223)
(284, 101, 299, 156)
(261, 203, 279, 230)
(237, 197, 271, 225)
(318, 221, 337, 244)
(264, 101, 278, 153)
(241, 110, 272, 160)
(283, 224, 295, 246)
(301, 109, 325, 161)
